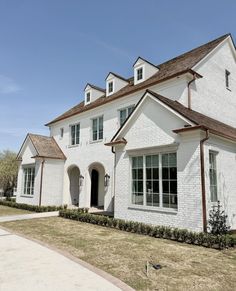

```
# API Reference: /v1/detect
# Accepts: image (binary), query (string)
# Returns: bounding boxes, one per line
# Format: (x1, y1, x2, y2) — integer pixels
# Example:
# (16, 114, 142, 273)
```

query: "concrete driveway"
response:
(0, 228, 131, 291)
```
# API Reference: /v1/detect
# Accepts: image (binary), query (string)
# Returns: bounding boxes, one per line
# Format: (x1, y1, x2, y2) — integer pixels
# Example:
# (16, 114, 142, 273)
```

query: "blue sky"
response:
(0, 0, 235, 152)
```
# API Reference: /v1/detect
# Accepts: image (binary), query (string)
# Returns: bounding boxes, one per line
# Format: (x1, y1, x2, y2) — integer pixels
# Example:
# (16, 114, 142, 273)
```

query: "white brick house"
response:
(16, 34, 236, 232)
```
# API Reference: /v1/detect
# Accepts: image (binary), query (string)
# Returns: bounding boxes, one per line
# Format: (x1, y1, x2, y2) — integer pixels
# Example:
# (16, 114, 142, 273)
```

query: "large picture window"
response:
(92, 116, 103, 141)
(131, 153, 177, 209)
(23, 167, 35, 195)
(70, 123, 80, 145)
(209, 151, 218, 202)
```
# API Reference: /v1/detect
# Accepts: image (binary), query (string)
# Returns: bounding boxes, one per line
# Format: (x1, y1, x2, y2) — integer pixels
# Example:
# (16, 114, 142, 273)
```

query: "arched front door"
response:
(91, 169, 99, 206)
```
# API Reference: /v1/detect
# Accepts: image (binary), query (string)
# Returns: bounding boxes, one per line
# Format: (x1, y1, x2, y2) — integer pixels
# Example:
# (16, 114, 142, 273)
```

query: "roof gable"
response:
(17, 134, 66, 160)
(46, 34, 230, 126)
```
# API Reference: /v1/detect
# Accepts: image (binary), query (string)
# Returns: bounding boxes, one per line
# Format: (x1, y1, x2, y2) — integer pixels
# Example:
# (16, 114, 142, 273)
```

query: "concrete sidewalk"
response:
(0, 211, 59, 222)
(0, 228, 129, 291)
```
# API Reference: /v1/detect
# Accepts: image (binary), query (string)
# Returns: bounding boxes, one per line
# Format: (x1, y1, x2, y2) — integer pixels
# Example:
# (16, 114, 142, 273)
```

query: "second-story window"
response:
(119, 105, 135, 126)
(70, 123, 80, 145)
(60, 128, 64, 139)
(137, 67, 143, 81)
(92, 116, 103, 141)
(225, 70, 231, 89)
(86, 92, 91, 103)
(108, 81, 114, 94)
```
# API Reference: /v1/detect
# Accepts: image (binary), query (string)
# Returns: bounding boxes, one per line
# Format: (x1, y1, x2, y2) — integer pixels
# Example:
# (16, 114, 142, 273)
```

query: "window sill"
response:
(226, 87, 231, 92)
(67, 144, 80, 148)
(89, 139, 103, 144)
(128, 204, 178, 214)
(20, 195, 34, 198)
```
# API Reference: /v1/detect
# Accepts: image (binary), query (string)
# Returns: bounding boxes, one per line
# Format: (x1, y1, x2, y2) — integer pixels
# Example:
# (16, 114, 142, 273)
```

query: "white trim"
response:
(134, 65, 145, 84)
(90, 115, 104, 142)
(69, 122, 80, 146)
(106, 80, 114, 96)
(112, 91, 194, 141)
(193, 36, 236, 71)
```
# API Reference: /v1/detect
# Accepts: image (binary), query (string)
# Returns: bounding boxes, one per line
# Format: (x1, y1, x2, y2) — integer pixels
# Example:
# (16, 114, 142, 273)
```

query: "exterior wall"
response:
(204, 137, 236, 230)
(16, 141, 40, 205)
(40, 159, 65, 206)
(114, 133, 203, 232)
(192, 40, 236, 127)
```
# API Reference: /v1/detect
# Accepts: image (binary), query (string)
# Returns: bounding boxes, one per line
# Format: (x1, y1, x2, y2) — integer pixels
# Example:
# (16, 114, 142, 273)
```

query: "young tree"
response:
(0, 150, 18, 196)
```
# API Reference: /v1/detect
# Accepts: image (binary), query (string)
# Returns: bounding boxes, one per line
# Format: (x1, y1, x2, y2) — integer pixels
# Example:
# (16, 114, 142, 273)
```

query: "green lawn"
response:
(1, 217, 236, 291)
(0, 205, 32, 216)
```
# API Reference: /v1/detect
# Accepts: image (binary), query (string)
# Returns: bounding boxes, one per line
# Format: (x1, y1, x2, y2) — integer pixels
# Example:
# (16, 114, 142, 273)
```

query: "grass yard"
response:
(1, 217, 236, 291)
(0, 205, 32, 216)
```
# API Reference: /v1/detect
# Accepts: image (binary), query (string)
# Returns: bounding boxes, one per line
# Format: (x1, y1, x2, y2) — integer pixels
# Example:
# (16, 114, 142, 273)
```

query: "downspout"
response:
(200, 129, 209, 232)
(187, 73, 197, 109)
(39, 159, 45, 206)
(112, 146, 116, 213)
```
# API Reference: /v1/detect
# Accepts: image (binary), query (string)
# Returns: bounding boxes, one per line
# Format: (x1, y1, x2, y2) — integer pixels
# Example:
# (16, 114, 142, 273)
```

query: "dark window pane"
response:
(146, 194, 152, 206)
(170, 181, 177, 194)
(170, 167, 177, 179)
(163, 181, 169, 193)
(138, 181, 143, 192)
(132, 169, 137, 179)
(138, 169, 143, 179)
(153, 181, 159, 193)
(163, 194, 170, 208)
(146, 156, 151, 167)
(146, 181, 152, 191)
(146, 168, 151, 179)
(153, 168, 159, 179)
(162, 168, 169, 179)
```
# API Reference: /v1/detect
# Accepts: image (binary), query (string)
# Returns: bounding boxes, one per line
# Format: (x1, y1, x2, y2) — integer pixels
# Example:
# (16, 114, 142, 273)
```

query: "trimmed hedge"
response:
(59, 209, 235, 250)
(0, 199, 67, 213)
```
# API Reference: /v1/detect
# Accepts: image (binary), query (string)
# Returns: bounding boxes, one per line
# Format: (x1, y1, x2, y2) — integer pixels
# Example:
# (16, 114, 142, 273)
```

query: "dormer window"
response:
(137, 67, 143, 81)
(86, 92, 91, 103)
(225, 70, 231, 89)
(108, 81, 114, 94)
(133, 57, 159, 85)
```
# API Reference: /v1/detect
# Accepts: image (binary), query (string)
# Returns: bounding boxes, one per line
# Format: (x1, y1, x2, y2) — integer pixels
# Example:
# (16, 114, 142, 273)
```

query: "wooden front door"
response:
(91, 169, 99, 206)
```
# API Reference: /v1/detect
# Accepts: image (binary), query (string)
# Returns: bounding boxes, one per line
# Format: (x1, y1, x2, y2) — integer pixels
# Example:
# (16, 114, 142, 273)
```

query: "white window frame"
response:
(135, 65, 145, 84)
(118, 105, 135, 126)
(107, 80, 114, 95)
(130, 152, 178, 210)
(22, 165, 35, 196)
(86, 91, 91, 103)
(70, 123, 80, 146)
(91, 115, 104, 142)
(209, 150, 218, 203)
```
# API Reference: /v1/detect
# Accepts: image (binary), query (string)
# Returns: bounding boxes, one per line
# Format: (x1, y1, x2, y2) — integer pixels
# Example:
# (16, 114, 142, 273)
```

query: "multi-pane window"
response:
(225, 70, 231, 89)
(70, 123, 80, 145)
(131, 153, 177, 209)
(92, 116, 103, 141)
(137, 67, 143, 81)
(209, 151, 218, 202)
(23, 167, 35, 195)
(86, 92, 91, 103)
(162, 153, 177, 209)
(108, 81, 114, 94)
(146, 155, 159, 207)
(119, 106, 135, 126)
(132, 156, 143, 205)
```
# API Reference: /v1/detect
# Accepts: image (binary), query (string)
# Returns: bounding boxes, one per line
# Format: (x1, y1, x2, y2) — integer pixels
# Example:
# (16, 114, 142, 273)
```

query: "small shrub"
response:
(208, 201, 230, 235)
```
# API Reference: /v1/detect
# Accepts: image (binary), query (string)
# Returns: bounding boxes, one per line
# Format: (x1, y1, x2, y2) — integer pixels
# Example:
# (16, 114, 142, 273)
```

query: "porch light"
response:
(79, 175, 84, 186)
(104, 173, 110, 187)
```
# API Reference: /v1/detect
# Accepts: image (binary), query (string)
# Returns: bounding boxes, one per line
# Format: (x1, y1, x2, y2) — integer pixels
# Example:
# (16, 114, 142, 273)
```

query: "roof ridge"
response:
(157, 33, 230, 68)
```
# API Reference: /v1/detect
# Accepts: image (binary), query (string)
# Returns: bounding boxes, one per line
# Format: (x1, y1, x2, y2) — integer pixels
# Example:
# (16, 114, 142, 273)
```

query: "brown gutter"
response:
(200, 129, 209, 232)
(39, 159, 45, 207)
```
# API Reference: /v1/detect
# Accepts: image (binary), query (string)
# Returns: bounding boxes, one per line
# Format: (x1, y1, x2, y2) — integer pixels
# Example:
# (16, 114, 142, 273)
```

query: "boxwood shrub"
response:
(59, 209, 235, 250)
(0, 199, 67, 213)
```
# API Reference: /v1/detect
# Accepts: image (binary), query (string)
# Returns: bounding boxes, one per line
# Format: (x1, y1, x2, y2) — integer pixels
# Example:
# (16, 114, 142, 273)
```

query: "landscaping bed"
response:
(0, 199, 67, 213)
(59, 209, 236, 250)
(1, 217, 236, 291)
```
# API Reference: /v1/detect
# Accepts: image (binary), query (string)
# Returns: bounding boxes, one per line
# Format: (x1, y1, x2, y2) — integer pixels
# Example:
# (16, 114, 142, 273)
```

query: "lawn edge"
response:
(0, 224, 134, 291)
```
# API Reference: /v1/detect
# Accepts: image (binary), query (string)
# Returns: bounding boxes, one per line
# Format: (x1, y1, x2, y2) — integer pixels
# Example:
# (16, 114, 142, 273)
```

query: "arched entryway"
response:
(89, 163, 105, 208)
(68, 165, 80, 206)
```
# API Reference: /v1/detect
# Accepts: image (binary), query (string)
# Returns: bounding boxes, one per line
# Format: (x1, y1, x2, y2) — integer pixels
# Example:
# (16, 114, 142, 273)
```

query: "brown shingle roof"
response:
(28, 134, 66, 160)
(46, 34, 230, 126)
(147, 90, 236, 142)
(85, 83, 105, 92)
